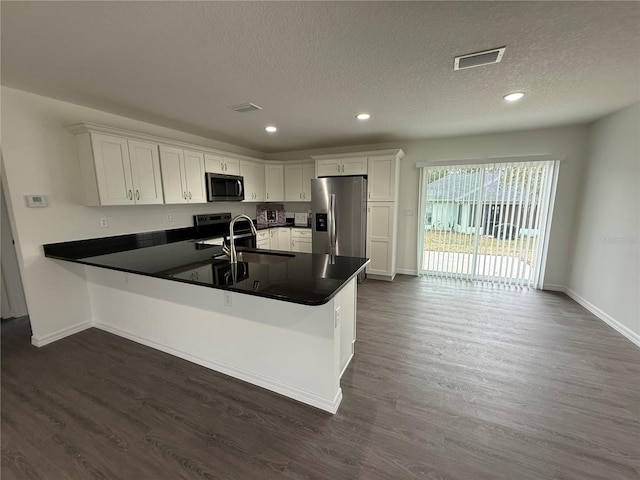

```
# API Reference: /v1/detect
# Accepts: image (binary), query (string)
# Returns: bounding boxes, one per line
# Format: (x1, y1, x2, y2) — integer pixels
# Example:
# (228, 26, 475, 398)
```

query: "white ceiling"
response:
(2, 1, 639, 154)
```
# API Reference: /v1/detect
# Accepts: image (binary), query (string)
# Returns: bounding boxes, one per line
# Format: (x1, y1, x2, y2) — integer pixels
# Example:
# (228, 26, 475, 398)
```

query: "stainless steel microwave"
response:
(205, 173, 244, 201)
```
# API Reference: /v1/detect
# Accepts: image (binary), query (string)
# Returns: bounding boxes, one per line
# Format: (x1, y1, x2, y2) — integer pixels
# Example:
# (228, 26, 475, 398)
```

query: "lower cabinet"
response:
(277, 228, 291, 251)
(256, 230, 270, 249)
(256, 227, 309, 252)
(366, 202, 397, 280)
(291, 228, 312, 253)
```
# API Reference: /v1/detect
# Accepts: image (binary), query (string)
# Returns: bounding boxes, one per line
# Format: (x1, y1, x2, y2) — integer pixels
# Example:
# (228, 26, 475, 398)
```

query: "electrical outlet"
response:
(167, 214, 172, 222)
(99, 217, 108, 228)
(224, 292, 232, 307)
(334, 306, 341, 328)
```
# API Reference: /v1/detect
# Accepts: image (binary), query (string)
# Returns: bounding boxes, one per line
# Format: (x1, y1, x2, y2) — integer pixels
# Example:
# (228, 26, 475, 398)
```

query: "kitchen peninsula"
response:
(44, 226, 368, 413)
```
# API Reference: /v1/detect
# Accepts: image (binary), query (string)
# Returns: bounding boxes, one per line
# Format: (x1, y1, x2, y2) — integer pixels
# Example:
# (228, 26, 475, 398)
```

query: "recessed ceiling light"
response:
(356, 113, 371, 120)
(265, 126, 277, 133)
(503, 92, 525, 102)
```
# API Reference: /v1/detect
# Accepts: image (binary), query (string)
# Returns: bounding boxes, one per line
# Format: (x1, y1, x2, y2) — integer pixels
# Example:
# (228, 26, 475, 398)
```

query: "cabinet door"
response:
(316, 159, 341, 177)
(91, 133, 134, 205)
(265, 164, 284, 202)
(240, 161, 265, 202)
(277, 228, 291, 252)
(224, 158, 240, 176)
(366, 202, 395, 276)
(284, 164, 303, 201)
(159, 146, 187, 204)
(128, 140, 163, 204)
(256, 230, 270, 249)
(368, 155, 396, 201)
(204, 153, 225, 174)
(301, 163, 315, 201)
(292, 239, 312, 253)
(342, 157, 368, 175)
(269, 228, 279, 250)
(183, 150, 206, 203)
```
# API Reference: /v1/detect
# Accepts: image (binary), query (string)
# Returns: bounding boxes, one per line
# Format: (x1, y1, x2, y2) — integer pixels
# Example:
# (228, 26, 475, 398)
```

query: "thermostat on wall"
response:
(25, 194, 48, 208)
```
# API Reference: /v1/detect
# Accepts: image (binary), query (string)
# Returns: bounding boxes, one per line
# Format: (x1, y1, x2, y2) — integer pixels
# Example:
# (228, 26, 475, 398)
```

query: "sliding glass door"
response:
(419, 160, 556, 288)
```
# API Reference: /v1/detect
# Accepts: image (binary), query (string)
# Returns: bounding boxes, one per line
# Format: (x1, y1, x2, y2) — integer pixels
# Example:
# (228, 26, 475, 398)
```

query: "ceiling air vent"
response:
(454, 47, 506, 70)
(229, 102, 262, 113)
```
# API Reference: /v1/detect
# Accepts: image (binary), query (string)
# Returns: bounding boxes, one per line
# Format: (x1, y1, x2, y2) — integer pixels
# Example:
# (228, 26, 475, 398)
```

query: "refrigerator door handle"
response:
(329, 193, 336, 254)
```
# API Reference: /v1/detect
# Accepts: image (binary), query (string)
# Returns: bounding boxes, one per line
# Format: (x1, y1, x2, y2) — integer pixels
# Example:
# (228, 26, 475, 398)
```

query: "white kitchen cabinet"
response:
(204, 154, 240, 176)
(277, 227, 291, 252)
(159, 146, 206, 204)
(291, 228, 312, 253)
(366, 202, 397, 279)
(284, 162, 315, 201)
(367, 155, 398, 202)
(315, 157, 367, 177)
(268, 227, 292, 252)
(256, 230, 270, 249)
(268, 228, 279, 250)
(72, 131, 164, 206)
(240, 160, 265, 202)
(265, 164, 284, 202)
(128, 140, 164, 205)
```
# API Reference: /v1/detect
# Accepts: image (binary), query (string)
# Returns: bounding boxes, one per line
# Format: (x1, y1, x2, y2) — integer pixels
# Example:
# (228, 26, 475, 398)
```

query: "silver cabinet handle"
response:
(299, 192, 302, 199)
(188, 191, 192, 200)
(303, 192, 306, 199)
(195, 271, 199, 280)
(128, 189, 133, 200)
(337, 164, 340, 173)
(136, 190, 140, 200)
(224, 163, 228, 171)
(266, 192, 269, 200)
(220, 161, 224, 171)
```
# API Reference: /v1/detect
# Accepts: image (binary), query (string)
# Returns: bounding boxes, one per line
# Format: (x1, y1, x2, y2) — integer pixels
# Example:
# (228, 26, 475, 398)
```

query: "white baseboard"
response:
(93, 321, 343, 414)
(396, 268, 418, 276)
(542, 283, 566, 292)
(564, 288, 640, 348)
(31, 320, 93, 347)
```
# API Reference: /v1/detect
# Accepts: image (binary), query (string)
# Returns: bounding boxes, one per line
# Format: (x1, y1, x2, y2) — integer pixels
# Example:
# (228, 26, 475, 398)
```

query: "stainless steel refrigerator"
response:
(311, 176, 367, 280)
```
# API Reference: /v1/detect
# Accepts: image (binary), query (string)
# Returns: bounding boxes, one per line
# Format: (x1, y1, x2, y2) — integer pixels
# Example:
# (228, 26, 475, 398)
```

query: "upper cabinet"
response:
(265, 163, 284, 202)
(284, 162, 315, 201)
(159, 146, 206, 204)
(315, 157, 367, 177)
(70, 127, 164, 206)
(313, 150, 403, 203)
(204, 153, 240, 176)
(240, 160, 265, 202)
(368, 155, 399, 202)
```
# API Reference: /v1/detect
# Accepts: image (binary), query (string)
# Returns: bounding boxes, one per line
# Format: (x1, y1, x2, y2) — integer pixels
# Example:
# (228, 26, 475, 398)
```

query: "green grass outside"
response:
(424, 230, 538, 265)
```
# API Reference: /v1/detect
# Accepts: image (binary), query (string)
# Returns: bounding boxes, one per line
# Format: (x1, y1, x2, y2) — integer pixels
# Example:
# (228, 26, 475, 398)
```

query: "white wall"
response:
(270, 125, 590, 285)
(567, 103, 640, 342)
(0, 87, 273, 343)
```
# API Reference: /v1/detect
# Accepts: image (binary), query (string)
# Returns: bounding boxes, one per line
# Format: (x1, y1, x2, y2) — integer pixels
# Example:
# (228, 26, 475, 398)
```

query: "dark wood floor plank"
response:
(2, 276, 639, 479)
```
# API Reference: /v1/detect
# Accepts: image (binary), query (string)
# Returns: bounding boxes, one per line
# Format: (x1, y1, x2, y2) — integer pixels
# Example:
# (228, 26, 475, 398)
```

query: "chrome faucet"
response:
(222, 214, 258, 264)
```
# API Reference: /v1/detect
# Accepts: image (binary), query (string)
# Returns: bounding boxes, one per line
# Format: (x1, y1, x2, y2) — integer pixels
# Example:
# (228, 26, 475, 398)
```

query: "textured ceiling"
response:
(2, 1, 639, 153)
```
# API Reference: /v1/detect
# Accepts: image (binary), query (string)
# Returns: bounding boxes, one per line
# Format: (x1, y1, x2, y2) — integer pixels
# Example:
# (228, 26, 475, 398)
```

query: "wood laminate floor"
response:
(2, 276, 639, 479)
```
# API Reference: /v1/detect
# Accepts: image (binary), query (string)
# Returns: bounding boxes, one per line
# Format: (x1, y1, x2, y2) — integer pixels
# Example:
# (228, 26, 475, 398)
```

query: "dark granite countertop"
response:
(43, 227, 367, 306)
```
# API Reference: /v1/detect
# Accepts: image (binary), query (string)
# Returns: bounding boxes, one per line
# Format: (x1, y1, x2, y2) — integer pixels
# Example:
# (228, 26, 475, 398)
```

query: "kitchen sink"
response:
(214, 250, 295, 265)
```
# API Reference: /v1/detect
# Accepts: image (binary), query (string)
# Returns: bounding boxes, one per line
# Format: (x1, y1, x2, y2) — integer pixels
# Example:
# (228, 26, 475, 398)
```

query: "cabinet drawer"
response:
(291, 228, 311, 238)
(257, 230, 269, 241)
